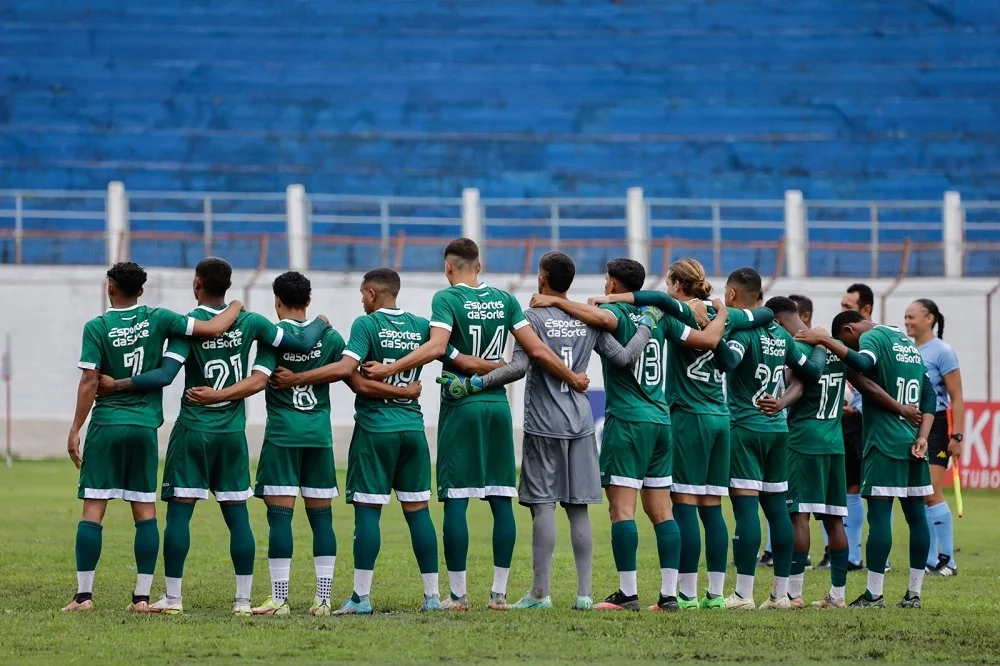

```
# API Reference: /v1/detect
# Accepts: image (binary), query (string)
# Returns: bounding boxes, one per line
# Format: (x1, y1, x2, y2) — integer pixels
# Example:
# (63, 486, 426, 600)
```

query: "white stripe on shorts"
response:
(907, 484, 933, 497)
(762, 481, 788, 493)
(263, 485, 300, 496)
(870, 485, 907, 498)
(215, 488, 254, 502)
(730, 478, 763, 491)
(83, 488, 122, 500)
(485, 485, 518, 497)
(352, 492, 391, 504)
(608, 475, 643, 489)
(671, 483, 706, 495)
(795, 502, 828, 514)
(447, 487, 486, 499)
(705, 485, 730, 496)
(825, 505, 849, 516)
(121, 490, 156, 503)
(171, 487, 210, 499)
(301, 487, 339, 499)
(396, 490, 432, 502)
(642, 476, 672, 488)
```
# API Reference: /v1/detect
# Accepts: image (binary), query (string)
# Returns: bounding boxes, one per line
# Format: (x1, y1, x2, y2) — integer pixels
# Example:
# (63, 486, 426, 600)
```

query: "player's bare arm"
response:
(532, 293, 618, 331)
(271, 356, 360, 389)
(913, 371, 938, 459)
(680, 298, 729, 351)
(362, 327, 450, 381)
(943, 368, 965, 458)
(511, 325, 589, 392)
(588, 292, 633, 307)
(188, 300, 244, 338)
(448, 353, 504, 376)
(67, 369, 99, 469)
(186, 369, 268, 405)
(794, 326, 876, 373)
(758, 370, 802, 416)
(345, 372, 422, 400)
(847, 369, 921, 425)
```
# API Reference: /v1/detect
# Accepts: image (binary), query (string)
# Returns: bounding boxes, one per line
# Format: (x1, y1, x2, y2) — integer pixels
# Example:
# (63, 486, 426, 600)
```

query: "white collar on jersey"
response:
(377, 308, 405, 315)
(279, 318, 313, 326)
(106, 304, 141, 313)
(197, 304, 226, 314)
(454, 282, 487, 289)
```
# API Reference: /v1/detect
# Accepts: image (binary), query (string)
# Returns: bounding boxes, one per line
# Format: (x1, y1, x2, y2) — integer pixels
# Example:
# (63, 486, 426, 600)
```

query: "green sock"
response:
(163, 501, 194, 579)
(221, 503, 255, 576)
(488, 497, 516, 569)
(901, 498, 931, 570)
(267, 505, 294, 559)
(353, 505, 382, 571)
(865, 499, 893, 576)
(730, 496, 761, 576)
(653, 519, 681, 570)
(760, 493, 793, 578)
(442, 499, 469, 573)
(791, 550, 809, 577)
(610, 520, 638, 573)
(404, 508, 439, 574)
(829, 547, 849, 587)
(133, 518, 159, 576)
(673, 503, 701, 575)
(75, 520, 103, 573)
(698, 504, 729, 575)
(306, 506, 337, 557)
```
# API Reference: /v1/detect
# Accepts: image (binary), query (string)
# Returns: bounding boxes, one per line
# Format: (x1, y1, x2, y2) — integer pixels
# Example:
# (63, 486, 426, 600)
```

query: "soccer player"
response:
(184, 271, 404, 616)
(268, 268, 472, 615)
(840, 282, 874, 568)
(590, 257, 773, 610)
(440, 252, 657, 611)
(719, 271, 827, 611)
(796, 312, 936, 608)
(63, 261, 242, 612)
(789, 294, 813, 328)
(361, 238, 588, 610)
(904, 299, 963, 576)
(97, 257, 331, 615)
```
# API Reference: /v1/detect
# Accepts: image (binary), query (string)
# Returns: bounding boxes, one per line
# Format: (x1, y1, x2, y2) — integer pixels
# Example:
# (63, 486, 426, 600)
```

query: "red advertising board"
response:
(948, 401, 1000, 490)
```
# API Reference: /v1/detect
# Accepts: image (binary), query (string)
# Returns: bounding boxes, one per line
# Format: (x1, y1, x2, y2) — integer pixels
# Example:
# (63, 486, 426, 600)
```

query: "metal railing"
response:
(1, 188, 999, 277)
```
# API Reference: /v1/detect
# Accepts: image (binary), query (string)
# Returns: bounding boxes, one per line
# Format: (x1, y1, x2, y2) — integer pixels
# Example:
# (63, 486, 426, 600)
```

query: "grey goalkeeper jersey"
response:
(482, 306, 650, 439)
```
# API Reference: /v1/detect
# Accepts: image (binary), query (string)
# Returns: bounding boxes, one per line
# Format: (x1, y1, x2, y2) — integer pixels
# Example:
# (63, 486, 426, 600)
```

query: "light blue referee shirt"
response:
(918, 337, 961, 412)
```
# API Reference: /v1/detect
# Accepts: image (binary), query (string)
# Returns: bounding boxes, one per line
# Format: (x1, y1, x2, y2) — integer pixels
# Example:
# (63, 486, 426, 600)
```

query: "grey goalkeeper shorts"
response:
(518, 433, 602, 506)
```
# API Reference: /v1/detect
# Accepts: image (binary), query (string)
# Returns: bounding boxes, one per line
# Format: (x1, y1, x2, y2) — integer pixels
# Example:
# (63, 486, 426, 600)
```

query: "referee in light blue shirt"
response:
(904, 299, 964, 576)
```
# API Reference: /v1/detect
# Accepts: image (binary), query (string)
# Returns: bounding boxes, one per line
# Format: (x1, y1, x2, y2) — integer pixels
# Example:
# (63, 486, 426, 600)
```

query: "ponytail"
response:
(668, 258, 712, 300)
(915, 298, 944, 339)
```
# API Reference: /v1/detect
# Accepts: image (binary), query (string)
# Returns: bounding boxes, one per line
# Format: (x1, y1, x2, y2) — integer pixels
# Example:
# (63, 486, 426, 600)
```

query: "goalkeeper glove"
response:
(436, 371, 484, 400)
(638, 305, 664, 329)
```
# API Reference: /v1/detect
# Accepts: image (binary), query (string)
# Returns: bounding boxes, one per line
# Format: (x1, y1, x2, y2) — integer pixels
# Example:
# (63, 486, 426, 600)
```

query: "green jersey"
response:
(78, 304, 196, 428)
(787, 341, 846, 455)
(430, 282, 527, 404)
(344, 307, 429, 433)
(254, 319, 345, 448)
(598, 303, 670, 425)
(726, 322, 811, 432)
(857, 325, 929, 460)
(167, 305, 299, 434)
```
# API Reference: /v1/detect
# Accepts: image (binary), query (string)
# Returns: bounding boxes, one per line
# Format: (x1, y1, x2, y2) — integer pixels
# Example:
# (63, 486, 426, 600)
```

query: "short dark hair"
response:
(539, 251, 576, 293)
(272, 271, 311, 308)
(444, 238, 479, 267)
(362, 267, 401, 297)
(195, 257, 232, 298)
(847, 283, 874, 310)
(106, 261, 147, 297)
(606, 258, 645, 292)
(789, 294, 813, 316)
(765, 296, 799, 316)
(726, 267, 762, 298)
(832, 310, 866, 339)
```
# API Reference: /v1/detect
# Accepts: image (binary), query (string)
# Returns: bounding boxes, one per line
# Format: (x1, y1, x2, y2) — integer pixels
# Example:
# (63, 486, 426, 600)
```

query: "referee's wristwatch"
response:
(952, 433, 963, 443)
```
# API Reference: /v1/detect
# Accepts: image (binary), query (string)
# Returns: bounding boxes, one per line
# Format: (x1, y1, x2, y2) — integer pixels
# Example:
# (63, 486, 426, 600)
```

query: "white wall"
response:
(1, 266, 998, 458)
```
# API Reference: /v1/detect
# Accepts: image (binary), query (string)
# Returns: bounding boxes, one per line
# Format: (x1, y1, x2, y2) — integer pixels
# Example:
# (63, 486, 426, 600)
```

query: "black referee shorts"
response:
(927, 411, 951, 468)
(842, 411, 863, 489)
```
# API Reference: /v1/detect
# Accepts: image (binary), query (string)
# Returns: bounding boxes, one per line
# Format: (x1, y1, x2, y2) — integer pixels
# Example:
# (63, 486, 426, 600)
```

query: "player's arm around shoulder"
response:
(273, 318, 360, 389)
(511, 319, 588, 392)
(529, 293, 618, 331)
(166, 300, 242, 338)
(781, 327, 825, 383)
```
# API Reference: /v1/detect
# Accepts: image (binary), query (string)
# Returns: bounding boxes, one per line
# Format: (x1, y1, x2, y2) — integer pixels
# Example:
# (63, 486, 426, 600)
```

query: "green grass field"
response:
(1, 460, 999, 665)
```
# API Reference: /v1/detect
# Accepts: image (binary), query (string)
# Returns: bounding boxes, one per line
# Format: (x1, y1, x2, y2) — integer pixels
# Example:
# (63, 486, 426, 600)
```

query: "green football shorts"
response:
(787, 451, 848, 516)
(436, 400, 516, 500)
(729, 427, 789, 493)
(599, 416, 671, 489)
(77, 423, 158, 503)
(345, 426, 432, 504)
(861, 447, 933, 499)
(671, 410, 730, 496)
(161, 422, 252, 502)
(254, 439, 338, 499)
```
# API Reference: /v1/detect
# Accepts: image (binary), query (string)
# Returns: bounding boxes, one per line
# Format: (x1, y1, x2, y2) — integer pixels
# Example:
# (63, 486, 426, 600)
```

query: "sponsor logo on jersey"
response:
(892, 341, 922, 364)
(463, 299, 507, 321)
(108, 319, 150, 347)
(283, 341, 323, 363)
(543, 318, 588, 338)
(379, 328, 423, 351)
(760, 334, 786, 358)
(201, 329, 243, 349)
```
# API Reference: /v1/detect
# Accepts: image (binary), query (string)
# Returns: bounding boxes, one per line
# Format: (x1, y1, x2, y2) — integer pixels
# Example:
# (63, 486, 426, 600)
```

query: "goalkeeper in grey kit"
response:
(439, 251, 659, 609)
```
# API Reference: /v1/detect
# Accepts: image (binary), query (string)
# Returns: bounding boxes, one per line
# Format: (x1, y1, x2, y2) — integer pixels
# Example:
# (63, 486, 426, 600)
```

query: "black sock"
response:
(73, 592, 93, 603)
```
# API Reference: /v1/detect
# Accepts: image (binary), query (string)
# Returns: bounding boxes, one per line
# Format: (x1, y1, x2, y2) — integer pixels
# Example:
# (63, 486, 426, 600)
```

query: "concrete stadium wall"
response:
(1, 266, 998, 460)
